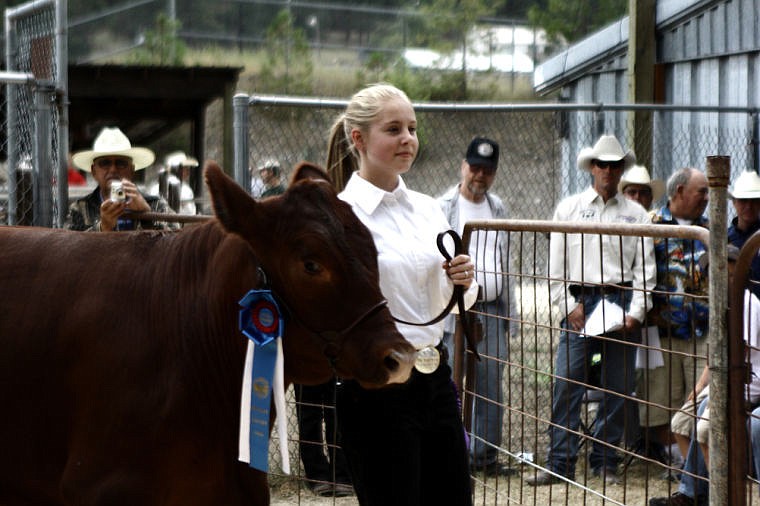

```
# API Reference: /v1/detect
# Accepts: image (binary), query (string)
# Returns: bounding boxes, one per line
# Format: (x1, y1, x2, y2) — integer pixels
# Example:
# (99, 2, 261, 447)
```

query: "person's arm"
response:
(549, 201, 579, 321)
(147, 194, 180, 231)
(689, 364, 711, 401)
(627, 211, 657, 326)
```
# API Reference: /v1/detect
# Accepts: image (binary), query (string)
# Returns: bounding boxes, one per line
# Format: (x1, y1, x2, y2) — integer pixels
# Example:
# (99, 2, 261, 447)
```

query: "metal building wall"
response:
(535, 0, 760, 192)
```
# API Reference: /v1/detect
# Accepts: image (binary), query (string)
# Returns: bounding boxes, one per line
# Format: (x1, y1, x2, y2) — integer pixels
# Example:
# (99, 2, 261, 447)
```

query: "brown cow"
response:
(0, 161, 416, 506)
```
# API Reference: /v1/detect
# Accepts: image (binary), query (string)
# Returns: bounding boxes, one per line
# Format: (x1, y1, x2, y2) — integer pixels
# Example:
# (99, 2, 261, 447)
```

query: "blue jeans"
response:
(444, 298, 508, 466)
(751, 406, 760, 491)
(678, 396, 709, 498)
(547, 290, 636, 476)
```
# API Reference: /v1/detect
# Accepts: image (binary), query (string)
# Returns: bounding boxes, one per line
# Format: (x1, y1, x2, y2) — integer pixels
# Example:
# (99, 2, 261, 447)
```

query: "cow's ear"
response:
(204, 160, 261, 233)
(291, 161, 332, 185)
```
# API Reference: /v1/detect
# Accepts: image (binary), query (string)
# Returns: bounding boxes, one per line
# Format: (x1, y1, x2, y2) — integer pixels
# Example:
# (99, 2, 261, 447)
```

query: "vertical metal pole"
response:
(56, 0, 69, 228)
(5, 12, 18, 225)
(595, 109, 605, 138)
(33, 84, 53, 227)
(706, 155, 731, 506)
(753, 113, 760, 175)
(233, 93, 250, 190)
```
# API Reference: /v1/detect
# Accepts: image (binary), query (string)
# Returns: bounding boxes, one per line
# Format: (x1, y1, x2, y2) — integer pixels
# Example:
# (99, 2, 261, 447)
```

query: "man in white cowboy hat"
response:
(619, 164, 665, 211)
(149, 151, 199, 215)
(729, 170, 760, 296)
(438, 136, 516, 477)
(67, 126, 177, 232)
(528, 134, 656, 486)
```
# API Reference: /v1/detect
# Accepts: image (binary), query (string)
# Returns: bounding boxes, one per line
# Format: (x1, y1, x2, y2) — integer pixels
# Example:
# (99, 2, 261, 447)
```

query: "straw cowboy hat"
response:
(729, 170, 760, 199)
(72, 127, 155, 171)
(618, 164, 665, 202)
(165, 151, 199, 168)
(577, 134, 636, 172)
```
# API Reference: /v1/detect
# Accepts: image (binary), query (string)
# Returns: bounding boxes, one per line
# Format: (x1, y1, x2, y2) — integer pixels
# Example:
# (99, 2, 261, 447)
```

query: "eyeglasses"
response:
(469, 165, 497, 176)
(593, 159, 624, 170)
(623, 187, 652, 198)
(94, 157, 131, 170)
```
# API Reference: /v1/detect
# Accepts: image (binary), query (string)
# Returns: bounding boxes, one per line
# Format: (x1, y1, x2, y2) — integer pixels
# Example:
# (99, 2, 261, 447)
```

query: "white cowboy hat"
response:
(577, 134, 636, 172)
(729, 170, 760, 199)
(618, 164, 665, 203)
(72, 127, 155, 171)
(165, 151, 199, 168)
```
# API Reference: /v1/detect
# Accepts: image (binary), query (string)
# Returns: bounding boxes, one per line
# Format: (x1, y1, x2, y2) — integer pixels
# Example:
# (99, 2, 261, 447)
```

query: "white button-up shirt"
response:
(549, 187, 656, 323)
(340, 173, 479, 349)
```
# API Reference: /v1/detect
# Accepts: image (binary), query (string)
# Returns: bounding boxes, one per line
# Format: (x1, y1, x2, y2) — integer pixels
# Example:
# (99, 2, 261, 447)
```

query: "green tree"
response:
(416, 0, 500, 99)
(130, 13, 186, 65)
(528, 0, 627, 44)
(258, 9, 314, 95)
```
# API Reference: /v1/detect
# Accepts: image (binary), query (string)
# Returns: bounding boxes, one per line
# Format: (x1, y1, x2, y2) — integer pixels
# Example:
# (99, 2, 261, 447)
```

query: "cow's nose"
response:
(385, 349, 415, 384)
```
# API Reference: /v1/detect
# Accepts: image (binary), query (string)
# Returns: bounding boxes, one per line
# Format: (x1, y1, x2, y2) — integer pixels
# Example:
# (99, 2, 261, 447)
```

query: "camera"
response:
(110, 181, 126, 203)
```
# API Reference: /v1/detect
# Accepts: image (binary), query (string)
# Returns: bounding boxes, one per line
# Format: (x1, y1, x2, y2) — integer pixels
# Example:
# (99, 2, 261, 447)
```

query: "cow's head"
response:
(205, 161, 415, 388)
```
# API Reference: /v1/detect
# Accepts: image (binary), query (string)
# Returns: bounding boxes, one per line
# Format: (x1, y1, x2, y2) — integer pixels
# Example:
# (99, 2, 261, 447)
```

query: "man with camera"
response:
(67, 127, 177, 232)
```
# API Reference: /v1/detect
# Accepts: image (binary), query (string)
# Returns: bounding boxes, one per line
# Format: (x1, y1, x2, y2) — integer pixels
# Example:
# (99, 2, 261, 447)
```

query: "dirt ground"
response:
(267, 456, 681, 506)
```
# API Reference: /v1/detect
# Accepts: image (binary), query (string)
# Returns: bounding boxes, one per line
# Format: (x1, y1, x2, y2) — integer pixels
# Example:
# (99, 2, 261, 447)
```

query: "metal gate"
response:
(3, 0, 67, 228)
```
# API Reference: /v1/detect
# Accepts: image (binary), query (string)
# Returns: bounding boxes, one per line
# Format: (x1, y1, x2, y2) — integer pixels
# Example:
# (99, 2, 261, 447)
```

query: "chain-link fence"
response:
(235, 97, 757, 223)
(234, 95, 758, 504)
(2, 0, 67, 228)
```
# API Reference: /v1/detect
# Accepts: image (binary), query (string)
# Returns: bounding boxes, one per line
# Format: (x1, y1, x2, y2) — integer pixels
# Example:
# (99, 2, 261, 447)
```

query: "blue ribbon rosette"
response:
(237, 289, 284, 473)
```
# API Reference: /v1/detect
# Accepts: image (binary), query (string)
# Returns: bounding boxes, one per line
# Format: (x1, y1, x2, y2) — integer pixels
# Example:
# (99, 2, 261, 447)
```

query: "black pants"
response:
(336, 362, 472, 506)
(295, 381, 351, 485)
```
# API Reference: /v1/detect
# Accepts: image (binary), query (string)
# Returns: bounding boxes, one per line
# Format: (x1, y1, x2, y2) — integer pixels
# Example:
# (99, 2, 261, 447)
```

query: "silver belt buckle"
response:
(414, 345, 440, 374)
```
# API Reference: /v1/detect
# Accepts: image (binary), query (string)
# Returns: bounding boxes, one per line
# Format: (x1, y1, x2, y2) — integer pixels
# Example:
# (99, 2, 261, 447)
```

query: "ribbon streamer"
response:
(238, 339, 290, 474)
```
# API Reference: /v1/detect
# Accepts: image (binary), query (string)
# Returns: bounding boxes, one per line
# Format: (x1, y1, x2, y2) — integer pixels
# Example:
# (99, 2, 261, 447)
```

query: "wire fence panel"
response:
(3, 0, 66, 227)
(241, 96, 760, 505)
(240, 98, 757, 224)
(457, 221, 727, 506)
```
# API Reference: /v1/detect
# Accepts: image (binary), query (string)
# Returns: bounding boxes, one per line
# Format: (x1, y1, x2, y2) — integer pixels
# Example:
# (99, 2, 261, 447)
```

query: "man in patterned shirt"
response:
(637, 167, 709, 471)
(67, 126, 177, 232)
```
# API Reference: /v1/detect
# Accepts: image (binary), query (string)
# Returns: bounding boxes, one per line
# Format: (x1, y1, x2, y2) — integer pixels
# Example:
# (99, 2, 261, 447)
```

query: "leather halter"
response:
(391, 230, 480, 361)
(257, 267, 390, 364)
(258, 229, 479, 366)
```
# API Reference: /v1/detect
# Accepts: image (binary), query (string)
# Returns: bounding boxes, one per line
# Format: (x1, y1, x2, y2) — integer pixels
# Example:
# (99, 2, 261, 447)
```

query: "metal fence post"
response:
(233, 93, 250, 190)
(5, 13, 18, 225)
(56, 0, 69, 228)
(33, 82, 54, 227)
(706, 155, 731, 506)
(753, 113, 760, 176)
(595, 108, 606, 138)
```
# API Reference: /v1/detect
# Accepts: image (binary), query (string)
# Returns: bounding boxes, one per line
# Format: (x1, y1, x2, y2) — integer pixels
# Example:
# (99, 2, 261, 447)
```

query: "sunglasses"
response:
(469, 165, 497, 176)
(94, 157, 132, 170)
(623, 187, 652, 198)
(593, 159, 624, 170)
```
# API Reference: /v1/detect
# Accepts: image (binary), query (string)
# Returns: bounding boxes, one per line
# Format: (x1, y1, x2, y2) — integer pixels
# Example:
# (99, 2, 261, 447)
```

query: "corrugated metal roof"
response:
(533, 0, 715, 94)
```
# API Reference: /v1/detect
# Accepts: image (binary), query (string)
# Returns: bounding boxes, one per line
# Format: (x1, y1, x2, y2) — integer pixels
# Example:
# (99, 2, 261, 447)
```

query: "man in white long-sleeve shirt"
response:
(528, 134, 657, 486)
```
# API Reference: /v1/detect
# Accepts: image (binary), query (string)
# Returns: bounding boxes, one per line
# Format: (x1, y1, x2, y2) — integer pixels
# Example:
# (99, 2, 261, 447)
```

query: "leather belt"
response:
(569, 281, 632, 299)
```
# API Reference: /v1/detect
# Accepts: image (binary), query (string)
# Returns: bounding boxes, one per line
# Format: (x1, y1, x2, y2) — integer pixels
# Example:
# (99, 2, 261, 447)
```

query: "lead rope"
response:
(392, 230, 480, 362)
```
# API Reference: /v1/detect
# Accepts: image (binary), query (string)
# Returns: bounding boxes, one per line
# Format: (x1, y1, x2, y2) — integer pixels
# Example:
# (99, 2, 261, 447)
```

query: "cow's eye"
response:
(304, 260, 322, 275)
